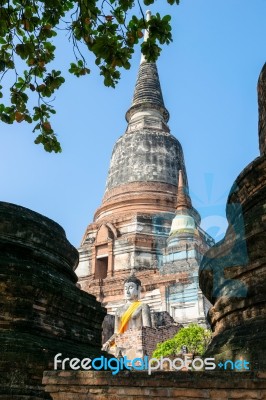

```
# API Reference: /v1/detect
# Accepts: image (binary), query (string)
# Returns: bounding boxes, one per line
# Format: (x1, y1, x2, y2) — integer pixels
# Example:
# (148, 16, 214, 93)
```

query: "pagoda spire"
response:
(168, 170, 198, 238)
(176, 170, 192, 210)
(140, 10, 151, 64)
(96, 11, 189, 218)
(125, 11, 169, 125)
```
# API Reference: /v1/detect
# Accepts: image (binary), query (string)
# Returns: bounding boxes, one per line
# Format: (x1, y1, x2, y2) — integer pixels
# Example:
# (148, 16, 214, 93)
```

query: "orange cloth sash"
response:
(118, 301, 142, 334)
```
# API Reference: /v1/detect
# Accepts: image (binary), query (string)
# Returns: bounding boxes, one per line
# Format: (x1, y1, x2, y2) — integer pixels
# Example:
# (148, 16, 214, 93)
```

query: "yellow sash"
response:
(118, 301, 142, 334)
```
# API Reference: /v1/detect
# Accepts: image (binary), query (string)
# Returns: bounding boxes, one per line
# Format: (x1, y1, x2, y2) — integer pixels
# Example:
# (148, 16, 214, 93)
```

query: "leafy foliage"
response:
(0, 0, 180, 152)
(152, 324, 212, 358)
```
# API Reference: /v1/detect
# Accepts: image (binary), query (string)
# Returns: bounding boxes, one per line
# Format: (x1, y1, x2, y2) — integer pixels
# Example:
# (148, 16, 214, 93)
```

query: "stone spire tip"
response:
(176, 170, 192, 210)
(125, 9, 170, 125)
(141, 10, 151, 63)
(178, 170, 184, 187)
(146, 10, 151, 20)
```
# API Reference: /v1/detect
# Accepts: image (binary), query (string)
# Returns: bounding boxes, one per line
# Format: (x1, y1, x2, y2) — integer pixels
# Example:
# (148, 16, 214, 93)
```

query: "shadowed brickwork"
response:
(0, 202, 106, 399)
(199, 63, 266, 369)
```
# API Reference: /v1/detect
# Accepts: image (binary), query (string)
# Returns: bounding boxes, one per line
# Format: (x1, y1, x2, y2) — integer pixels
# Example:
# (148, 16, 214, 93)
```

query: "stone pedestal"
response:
(0, 202, 106, 399)
(110, 324, 181, 359)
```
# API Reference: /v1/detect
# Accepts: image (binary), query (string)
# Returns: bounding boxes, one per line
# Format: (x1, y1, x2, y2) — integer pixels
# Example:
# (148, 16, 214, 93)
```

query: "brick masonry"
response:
(199, 63, 266, 370)
(0, 202, 106, 399)
(142, 325, 181, 357)
(77, 57, 212, 328)
(113, 325, 181, 359)
(43, 370, 266, 400)
(199, 154, 266, 370)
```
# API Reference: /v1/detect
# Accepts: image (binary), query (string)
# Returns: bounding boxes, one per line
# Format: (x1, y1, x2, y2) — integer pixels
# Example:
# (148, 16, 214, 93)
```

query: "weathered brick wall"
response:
(43, 370, 266, 400)
(115, 329, 144, 358)
(151, 311, 176, 327)
(142, 326, 181, 357)
(114, 325, 181, 358)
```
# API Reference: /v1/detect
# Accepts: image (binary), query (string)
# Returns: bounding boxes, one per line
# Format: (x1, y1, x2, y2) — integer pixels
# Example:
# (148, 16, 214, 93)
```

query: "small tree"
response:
(152, 324, 212, 359)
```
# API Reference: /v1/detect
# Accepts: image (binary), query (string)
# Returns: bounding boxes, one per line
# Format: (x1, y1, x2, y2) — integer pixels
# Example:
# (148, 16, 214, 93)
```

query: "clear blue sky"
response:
(1, 0, 265, 246)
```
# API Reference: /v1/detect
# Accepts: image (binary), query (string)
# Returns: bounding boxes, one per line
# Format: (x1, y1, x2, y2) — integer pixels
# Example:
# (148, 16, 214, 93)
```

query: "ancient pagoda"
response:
(76, 11, 213, 327)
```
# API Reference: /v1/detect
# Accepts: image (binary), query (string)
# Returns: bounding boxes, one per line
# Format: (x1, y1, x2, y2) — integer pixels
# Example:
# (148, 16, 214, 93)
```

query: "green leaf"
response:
(0, 0, 179, 152)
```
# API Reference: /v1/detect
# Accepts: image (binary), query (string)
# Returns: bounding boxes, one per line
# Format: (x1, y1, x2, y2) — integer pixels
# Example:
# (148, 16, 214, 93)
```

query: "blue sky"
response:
(1, 0, 265, 247)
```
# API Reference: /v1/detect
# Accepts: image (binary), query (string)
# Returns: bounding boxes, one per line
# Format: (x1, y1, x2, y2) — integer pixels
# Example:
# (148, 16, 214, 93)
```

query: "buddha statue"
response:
(102, 276, 152, 352)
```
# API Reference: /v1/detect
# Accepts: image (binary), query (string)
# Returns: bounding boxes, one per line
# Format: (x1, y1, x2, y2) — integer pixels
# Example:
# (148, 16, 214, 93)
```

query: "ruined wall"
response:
(0, 202, 106, 399)
(114, 324, 181, 359)
(151, 311, 176, 327)
(141, 325, 181, 357)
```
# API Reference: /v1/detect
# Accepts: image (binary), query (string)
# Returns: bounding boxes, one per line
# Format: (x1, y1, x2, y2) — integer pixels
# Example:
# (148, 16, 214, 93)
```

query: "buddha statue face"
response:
(124, 281, 139, 301)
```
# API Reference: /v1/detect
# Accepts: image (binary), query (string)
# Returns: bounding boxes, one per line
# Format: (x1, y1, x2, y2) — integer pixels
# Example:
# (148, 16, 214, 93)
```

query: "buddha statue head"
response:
(124, 276, 141, 302)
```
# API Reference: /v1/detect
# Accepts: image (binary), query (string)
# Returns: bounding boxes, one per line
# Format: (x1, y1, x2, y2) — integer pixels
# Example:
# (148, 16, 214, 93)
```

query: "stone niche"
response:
(0, 202, 106, 399)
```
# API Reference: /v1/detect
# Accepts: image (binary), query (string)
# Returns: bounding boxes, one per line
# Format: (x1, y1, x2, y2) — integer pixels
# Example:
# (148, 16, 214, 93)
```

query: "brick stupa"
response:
(76, 11, 213, 328)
